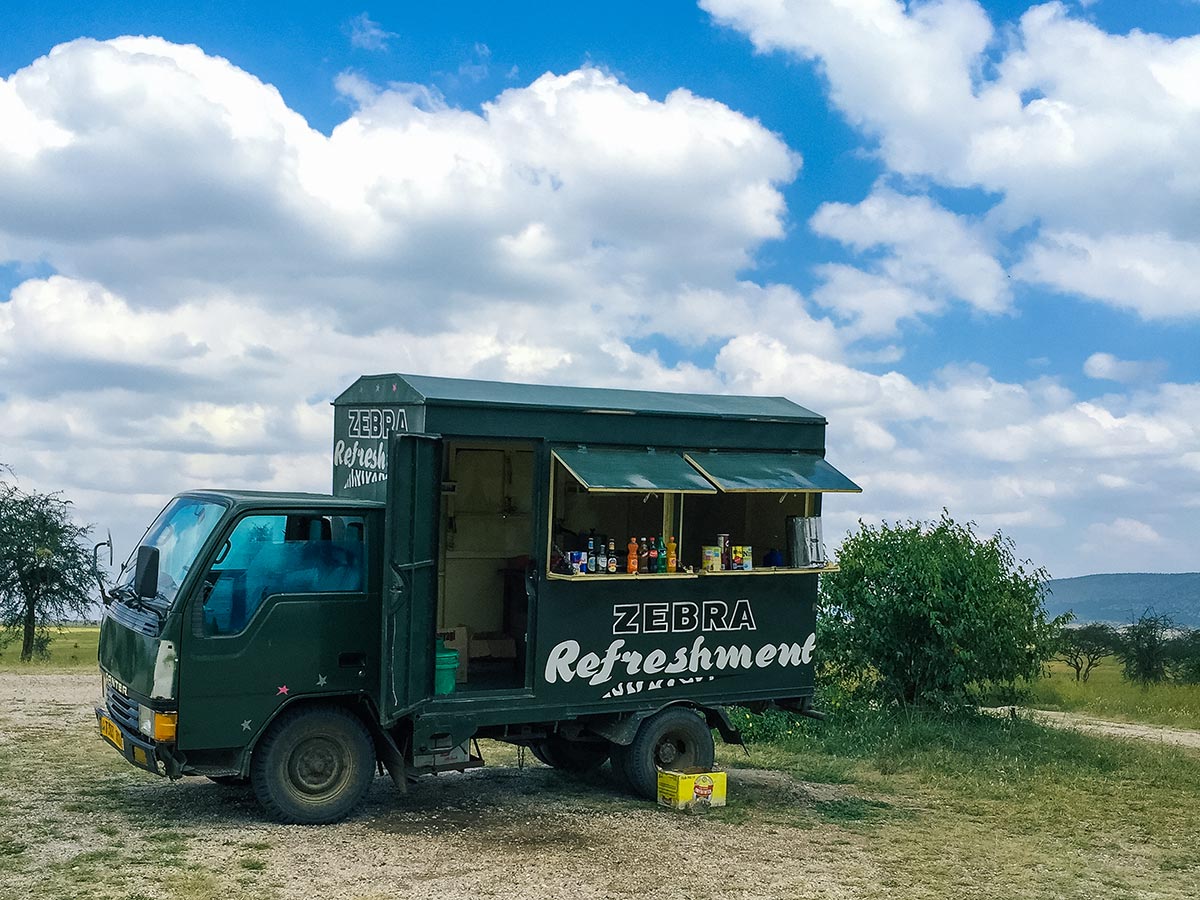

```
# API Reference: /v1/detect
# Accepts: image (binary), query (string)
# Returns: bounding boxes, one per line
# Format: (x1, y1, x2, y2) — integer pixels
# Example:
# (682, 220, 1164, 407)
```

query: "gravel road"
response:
(0, 673, 877, 900)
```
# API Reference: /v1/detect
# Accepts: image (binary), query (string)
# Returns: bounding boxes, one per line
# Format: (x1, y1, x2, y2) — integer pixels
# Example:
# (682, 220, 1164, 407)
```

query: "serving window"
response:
(547, 446, 861, 579)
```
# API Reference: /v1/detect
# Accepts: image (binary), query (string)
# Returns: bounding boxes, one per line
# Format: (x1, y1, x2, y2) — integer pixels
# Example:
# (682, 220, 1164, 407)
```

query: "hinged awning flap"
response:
(552, 447, 717, 493)
(683, 451, 862, 493)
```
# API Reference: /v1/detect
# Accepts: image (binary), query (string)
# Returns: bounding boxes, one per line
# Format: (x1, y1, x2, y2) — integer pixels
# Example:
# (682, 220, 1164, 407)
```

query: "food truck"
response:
(95, 374, 861, 823)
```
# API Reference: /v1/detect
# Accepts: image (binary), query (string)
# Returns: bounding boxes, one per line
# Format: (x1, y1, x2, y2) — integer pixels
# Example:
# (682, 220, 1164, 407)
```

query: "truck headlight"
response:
(137, 707, 178, 742)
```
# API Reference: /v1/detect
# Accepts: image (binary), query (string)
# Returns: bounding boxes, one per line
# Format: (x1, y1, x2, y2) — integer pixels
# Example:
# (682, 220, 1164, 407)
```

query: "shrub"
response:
(820, 512, 1065, 707)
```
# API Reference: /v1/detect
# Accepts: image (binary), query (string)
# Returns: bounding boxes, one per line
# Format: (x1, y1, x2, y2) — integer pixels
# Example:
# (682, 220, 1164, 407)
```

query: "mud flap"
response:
(372, 726, 408, 793)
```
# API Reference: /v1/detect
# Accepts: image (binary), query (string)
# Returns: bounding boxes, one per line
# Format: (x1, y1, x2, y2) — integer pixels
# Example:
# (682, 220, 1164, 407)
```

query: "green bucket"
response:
(434, 639, 459, 695)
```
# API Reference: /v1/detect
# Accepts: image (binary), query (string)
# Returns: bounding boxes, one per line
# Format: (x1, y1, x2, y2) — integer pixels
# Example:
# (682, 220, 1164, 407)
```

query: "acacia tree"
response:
(0, 479, 99, 661)
(820, 512, 1066, 707)
(1057, 623, 1117, 683)
(1115, 612, 1174, 685)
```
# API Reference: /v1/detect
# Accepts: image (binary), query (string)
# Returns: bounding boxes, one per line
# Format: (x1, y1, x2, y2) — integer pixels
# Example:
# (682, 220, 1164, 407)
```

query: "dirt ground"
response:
(986, 706, 1200, 750)
(0, 673, 881, 900)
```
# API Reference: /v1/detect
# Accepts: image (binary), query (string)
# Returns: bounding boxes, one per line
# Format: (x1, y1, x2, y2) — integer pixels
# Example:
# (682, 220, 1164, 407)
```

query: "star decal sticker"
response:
(276, 685, 289, 696)
(241, 719, 252, 731)
(316, 674, 328, 687)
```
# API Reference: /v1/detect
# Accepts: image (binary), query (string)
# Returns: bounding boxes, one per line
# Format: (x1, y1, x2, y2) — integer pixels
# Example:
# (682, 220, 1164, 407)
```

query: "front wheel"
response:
(611, 707, 715, 799)
(251, 705, 376, 824)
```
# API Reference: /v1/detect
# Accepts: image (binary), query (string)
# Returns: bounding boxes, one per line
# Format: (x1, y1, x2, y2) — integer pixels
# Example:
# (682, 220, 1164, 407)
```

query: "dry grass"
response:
(1028, 659, 1200, 730)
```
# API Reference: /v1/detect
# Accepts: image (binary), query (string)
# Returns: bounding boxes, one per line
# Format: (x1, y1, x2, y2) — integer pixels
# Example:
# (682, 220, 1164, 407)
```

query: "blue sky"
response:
(2, 0, 1199, 578)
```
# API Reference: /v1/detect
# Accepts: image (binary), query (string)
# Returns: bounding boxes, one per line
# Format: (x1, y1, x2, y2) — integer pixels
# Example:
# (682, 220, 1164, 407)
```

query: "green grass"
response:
(0, 625, 100, 671)
(1026, 660, 1200, 730)
(720, 704, 1200, 897)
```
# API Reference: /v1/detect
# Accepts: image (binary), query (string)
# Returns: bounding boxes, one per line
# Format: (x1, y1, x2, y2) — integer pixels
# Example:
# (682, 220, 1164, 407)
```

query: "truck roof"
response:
(336, 373, 825, 424)
(181, 489, 384, 509)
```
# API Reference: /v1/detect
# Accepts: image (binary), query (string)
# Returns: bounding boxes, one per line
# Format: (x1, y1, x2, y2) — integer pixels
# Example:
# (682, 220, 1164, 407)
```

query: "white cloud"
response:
(1083, 352, 1166, 384)
(0, 38, 799, 328)
(1086, 517, 1163, 545)
(347, 13, 396, 52)
(1018, 231, 1200, 319)
(811, 187, 1010, 315)
(702, 0, 1200, 319)
(808, 186, 1010, 337)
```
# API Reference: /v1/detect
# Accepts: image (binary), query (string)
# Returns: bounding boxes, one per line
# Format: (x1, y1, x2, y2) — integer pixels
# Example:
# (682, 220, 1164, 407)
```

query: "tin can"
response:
(731, 545, 753, 571)
(701, 546, 722, 572)
(569, 551, 587, 574)
(717, 533, 731, 570)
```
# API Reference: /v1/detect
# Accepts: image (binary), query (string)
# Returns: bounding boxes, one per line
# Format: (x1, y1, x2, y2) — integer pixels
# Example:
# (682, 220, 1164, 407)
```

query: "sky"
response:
(1, 0, 1198, 580)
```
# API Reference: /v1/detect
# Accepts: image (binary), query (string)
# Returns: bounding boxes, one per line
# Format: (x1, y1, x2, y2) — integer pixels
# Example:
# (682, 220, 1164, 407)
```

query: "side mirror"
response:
(94, 530, 114, 604)
(134, 546, 160, 600)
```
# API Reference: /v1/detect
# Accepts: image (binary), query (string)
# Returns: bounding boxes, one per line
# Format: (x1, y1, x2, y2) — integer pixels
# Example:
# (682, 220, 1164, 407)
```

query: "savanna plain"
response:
(1, 629, 1198, 900)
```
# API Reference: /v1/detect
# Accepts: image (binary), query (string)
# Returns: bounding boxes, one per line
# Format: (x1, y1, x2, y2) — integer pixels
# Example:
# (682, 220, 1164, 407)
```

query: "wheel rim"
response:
(287, 736, 348, 797)
(654, 732, 698, 769)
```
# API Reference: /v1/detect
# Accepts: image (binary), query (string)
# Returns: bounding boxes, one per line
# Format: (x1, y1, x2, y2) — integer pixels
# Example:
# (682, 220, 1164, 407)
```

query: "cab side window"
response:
(201, 513, 366, 636)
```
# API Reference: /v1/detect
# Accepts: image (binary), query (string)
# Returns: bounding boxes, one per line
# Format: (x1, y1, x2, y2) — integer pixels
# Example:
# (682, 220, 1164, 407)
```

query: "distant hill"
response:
(1045, 573, 1200, 628)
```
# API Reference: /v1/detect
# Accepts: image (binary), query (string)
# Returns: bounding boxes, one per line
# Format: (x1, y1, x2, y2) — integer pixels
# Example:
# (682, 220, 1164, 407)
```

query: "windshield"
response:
(116, 497, 225, 605)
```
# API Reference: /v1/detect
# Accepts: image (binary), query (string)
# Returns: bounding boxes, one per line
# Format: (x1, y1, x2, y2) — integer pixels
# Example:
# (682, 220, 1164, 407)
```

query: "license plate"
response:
(99, 715, 124, 752)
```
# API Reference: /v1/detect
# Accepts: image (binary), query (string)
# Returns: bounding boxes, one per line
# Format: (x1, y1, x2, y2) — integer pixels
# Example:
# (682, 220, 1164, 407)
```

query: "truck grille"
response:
(106, 684, 140, 734)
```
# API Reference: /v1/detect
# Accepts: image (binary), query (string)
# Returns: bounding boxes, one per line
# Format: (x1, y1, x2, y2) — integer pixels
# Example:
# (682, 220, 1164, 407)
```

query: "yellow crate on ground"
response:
(657, 768, 727, 810)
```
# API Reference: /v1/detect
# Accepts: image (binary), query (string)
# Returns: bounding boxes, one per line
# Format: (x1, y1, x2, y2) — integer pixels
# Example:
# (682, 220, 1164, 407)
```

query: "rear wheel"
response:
(611, 708, 715, 799)
(250, 705, 375, 824)
(531, 735, 610, 772)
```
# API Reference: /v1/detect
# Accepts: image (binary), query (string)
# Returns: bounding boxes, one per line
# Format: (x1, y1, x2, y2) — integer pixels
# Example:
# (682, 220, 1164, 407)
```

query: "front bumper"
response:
(95, 707, 169, 775)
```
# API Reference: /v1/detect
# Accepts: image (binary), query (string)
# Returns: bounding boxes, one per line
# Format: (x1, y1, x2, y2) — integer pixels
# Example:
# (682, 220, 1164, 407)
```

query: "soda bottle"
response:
(607, 540, 618, 574)
(587, 537, 596, 575)
(666, 536, 677, 573)
(598, 538, 607, 575)
(638, 537, 649, 574)
(627, 537, 638, 574)
(648, 537, 659, 573)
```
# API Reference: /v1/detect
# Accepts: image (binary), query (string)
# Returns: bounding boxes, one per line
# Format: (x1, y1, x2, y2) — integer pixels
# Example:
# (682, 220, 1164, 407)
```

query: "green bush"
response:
(819, 512, 1065, 707)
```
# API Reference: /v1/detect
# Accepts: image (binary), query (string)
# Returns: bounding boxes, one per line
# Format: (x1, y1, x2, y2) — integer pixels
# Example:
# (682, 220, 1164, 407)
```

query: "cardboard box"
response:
(657, 768, 727, 810)
(469, 631, 518, 659)
(437, 625, 471, 683)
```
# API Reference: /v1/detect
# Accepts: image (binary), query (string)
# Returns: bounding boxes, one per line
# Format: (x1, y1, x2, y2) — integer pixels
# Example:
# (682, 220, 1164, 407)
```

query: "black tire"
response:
(615, 708, 715, 799)
(206, 774, 250, 787)
(250, 705, 376, 825)
(532, 735, 611, 773)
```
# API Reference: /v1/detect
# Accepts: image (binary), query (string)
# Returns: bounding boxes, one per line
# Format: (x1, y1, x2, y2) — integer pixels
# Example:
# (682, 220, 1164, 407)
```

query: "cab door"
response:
(381, 432, 441, 723)
(177, 508, 378, 753)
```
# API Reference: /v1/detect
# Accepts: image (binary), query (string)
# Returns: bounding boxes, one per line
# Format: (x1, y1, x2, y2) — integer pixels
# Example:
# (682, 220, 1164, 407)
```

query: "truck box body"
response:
(332, 374, 858, 734)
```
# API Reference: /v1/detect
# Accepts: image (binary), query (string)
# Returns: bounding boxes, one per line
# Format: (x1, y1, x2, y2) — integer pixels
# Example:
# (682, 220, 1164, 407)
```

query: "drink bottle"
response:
(648, 538, 659, 573)
(655, 536, 667, 573)
(598, 540, 607, 575)
(587, 537, 596, 575)
(666, 536, 677, 573)
(627, 538, 638, 573)
(638, 537, 649, 574)
(607, 540, 617, 574)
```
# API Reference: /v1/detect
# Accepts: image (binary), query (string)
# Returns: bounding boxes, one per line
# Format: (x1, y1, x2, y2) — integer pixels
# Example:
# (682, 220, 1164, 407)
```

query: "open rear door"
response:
(382, 431, 441, 724)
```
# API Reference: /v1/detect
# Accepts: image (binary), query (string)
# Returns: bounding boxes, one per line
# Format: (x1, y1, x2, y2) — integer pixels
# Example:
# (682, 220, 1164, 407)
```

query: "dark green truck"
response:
(96, 374, 860, 823)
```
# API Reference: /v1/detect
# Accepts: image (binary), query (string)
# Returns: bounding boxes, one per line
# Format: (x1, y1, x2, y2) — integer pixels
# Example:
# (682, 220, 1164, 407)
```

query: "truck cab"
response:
(97, 374, 860, 823)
